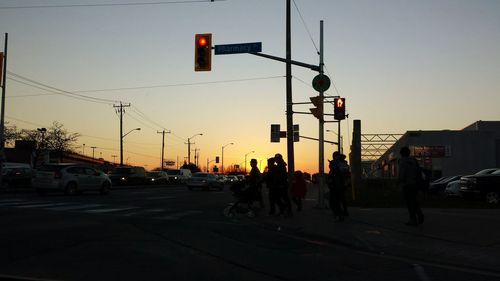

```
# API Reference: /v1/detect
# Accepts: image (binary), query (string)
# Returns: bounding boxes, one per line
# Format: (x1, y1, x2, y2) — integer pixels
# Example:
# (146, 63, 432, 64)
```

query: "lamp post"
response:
(186, 133, 203, 165)
(221, 142, 234, 174)
(91, 146, 97, 159)
(120, 127, 140, 166)
(244, 150, 255, 174)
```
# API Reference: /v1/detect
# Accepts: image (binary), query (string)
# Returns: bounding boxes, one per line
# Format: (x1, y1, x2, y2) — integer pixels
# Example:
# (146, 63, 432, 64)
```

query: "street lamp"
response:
(244, 150, 255, 174)
(120, 127, 141, 166)
(187, 133, 203, 164)
(221, 142, 234, 174)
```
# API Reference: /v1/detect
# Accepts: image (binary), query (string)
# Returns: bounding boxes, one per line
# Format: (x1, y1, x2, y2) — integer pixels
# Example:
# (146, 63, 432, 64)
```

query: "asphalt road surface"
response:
(0, 184, 498, 281)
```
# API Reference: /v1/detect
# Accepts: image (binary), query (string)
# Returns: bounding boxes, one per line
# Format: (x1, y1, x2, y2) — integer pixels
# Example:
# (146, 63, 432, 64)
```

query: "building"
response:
(373, 121, 500, 179)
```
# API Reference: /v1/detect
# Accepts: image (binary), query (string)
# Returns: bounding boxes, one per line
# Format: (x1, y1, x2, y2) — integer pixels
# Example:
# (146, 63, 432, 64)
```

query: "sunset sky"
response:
(1, 0, 499, 174)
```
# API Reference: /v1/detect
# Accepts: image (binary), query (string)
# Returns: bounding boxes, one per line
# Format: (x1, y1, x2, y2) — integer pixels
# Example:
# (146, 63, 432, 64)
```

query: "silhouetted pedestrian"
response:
(398, 146, 424, 226)
(274, 153, 292, 216)
(264, 157, 283, 215)
(327, 151, 349, 221)
(291, 170, 307, 211)
(248, 158, 263, 208)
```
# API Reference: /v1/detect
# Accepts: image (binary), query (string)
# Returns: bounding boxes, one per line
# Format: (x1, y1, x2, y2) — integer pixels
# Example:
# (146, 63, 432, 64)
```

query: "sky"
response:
(1, 0, 500, 174)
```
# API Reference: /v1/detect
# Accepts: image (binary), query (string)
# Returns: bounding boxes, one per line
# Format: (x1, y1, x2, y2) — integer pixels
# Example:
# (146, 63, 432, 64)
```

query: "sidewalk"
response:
(252, 187, 500, 275)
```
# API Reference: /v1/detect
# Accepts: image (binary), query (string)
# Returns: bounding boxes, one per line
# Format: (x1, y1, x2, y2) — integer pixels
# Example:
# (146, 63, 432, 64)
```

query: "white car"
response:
(33, 163, 112, 195)
(444, 180, 462, 198)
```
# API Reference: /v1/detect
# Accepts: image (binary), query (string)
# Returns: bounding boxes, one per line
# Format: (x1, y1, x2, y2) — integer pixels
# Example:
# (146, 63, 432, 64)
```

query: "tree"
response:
(19, 121, 80, 161)
(3, 122, 21, 147)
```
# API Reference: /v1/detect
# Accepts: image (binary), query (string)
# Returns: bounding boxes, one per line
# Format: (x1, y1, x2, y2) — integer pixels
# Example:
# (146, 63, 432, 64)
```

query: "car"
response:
(166, 169, 192, 183)
(460, 168, 500, 204)
(33, 163, 112, 195)
(146, 171, 169, 184)
(186, 172, 223, 191)
(1, 163, 33, 189)
(428, 175, 462, 195)
(225, 175, 239, 184)
(444, 180, 462, 198)
(108, 166, 147, 186)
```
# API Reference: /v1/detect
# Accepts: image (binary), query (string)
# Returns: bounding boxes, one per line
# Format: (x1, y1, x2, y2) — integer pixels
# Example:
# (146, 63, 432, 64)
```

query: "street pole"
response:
(114, 102, 130, 166)
(158, 129, 171, 170)
(285, 0, 295, 183)
(318, 21, 326, 208)
(91, 146, 96, 159)
(0, 33, 8, 188)
(221, 142, 234, 174)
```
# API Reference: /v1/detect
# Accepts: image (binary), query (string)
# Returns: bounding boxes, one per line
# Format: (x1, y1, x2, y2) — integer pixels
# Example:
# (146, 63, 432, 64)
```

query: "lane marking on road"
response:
(0, 201, 46, 207)
(83, 207, 138, 214)
(157, 210, 203, 220)
(15, 202, 73, 209)
(144, 196, 176, 200)
(44, 204, 105, 211)
(121, 208, 168, 217)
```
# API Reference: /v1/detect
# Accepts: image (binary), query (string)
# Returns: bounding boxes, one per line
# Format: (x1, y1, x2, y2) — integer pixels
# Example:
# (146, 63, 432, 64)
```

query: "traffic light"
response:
(309, 96, 324, 120)
(334, 97, 346, 120)
(195, 33, 212, 71)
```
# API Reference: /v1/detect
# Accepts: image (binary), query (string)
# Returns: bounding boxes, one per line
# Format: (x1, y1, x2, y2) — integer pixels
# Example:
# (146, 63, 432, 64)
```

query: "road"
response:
(0, 184, 498, 281)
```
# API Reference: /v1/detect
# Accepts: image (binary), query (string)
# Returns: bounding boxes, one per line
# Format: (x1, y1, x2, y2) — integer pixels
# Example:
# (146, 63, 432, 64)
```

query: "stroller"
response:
(223, 180, 258, 218)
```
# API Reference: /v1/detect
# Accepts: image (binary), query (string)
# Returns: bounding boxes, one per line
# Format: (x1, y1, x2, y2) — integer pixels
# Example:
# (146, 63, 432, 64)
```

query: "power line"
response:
(292, 0, 319, 54)
(7, 72, 119, 105)
(0, 0, 222, 9)
(72, 76, 285, 94)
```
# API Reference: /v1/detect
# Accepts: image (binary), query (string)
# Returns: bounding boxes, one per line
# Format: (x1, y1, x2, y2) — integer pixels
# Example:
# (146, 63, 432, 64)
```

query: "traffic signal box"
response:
(195, 33, 212, 71)
(310, 96, 324, 121)
(334, 97, 346, 120)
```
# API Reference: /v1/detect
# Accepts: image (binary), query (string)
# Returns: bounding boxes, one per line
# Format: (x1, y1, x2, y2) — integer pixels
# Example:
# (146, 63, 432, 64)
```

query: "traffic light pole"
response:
(285, 0, 295, 186)
(318, 21, 326, 208)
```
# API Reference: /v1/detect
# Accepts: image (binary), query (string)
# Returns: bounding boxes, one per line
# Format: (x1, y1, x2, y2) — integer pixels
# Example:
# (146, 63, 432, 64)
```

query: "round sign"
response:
(312, 74, 331, 92)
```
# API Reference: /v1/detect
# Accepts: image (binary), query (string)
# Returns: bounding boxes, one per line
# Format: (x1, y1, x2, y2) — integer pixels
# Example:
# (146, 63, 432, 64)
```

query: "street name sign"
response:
(215, 42, 262, 55)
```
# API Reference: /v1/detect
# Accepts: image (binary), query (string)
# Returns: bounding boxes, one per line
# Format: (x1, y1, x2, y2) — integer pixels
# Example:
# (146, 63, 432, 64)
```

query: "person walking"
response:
(248, 158, 263, 209)
(398, 146, 424, 226)
(291, 170, 307, 212)
(274, 153, 292, 216)
(327, 151, 348, 221)
(264, 157, 282, 215)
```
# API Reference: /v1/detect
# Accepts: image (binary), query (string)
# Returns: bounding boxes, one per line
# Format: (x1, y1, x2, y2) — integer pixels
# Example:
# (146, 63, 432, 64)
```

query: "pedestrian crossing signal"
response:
(195, 34, 212, 71)
(334, 97, 346, 120)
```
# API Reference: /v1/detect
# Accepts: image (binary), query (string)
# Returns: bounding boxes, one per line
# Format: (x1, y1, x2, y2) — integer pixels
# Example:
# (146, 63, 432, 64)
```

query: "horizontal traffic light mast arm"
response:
(250, 52, 320, 72)
(293, 111, 335, 116)
(300, 135, 338, 145)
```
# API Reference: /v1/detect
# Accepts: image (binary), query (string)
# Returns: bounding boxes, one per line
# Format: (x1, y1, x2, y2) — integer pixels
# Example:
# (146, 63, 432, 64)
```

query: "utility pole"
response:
(157, 129, 171, 170)
(91, 146, 97, 159)
(192, 148, 200, 167)
(317, 21, 326, 208)
(285, 0, 295, 184)
(113, 102, 130, 166)
(0, 33, 8, 188)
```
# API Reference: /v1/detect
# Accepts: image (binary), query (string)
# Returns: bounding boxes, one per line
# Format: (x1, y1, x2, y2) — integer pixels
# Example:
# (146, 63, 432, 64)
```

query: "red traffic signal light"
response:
(195, 33, 212, 71)
(309, 96, 324, 120)
(334, 97, 346, 120)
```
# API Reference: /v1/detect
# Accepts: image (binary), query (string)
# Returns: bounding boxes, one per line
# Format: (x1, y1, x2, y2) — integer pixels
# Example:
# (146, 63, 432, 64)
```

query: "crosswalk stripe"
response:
(0, 201, 42, 207)
(121, 208, 167, 217)
(15, 202, 72, 208)
(44, 204, 104, 211)
(83, 207, 138, 214)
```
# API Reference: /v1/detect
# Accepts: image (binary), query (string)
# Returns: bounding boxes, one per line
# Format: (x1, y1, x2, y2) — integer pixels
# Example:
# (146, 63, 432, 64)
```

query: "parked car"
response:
(1, 163, 33, 189)
(460, 168, 500, 204)
(186, 172, 223, 191)
(166, 169, 192, 183)
(444, 180, 462, 198)
(428, 175, 462, 195)
(146, 171, 169, 184)
(108, 166, 147, 186)
(33, 163, 112, 195)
